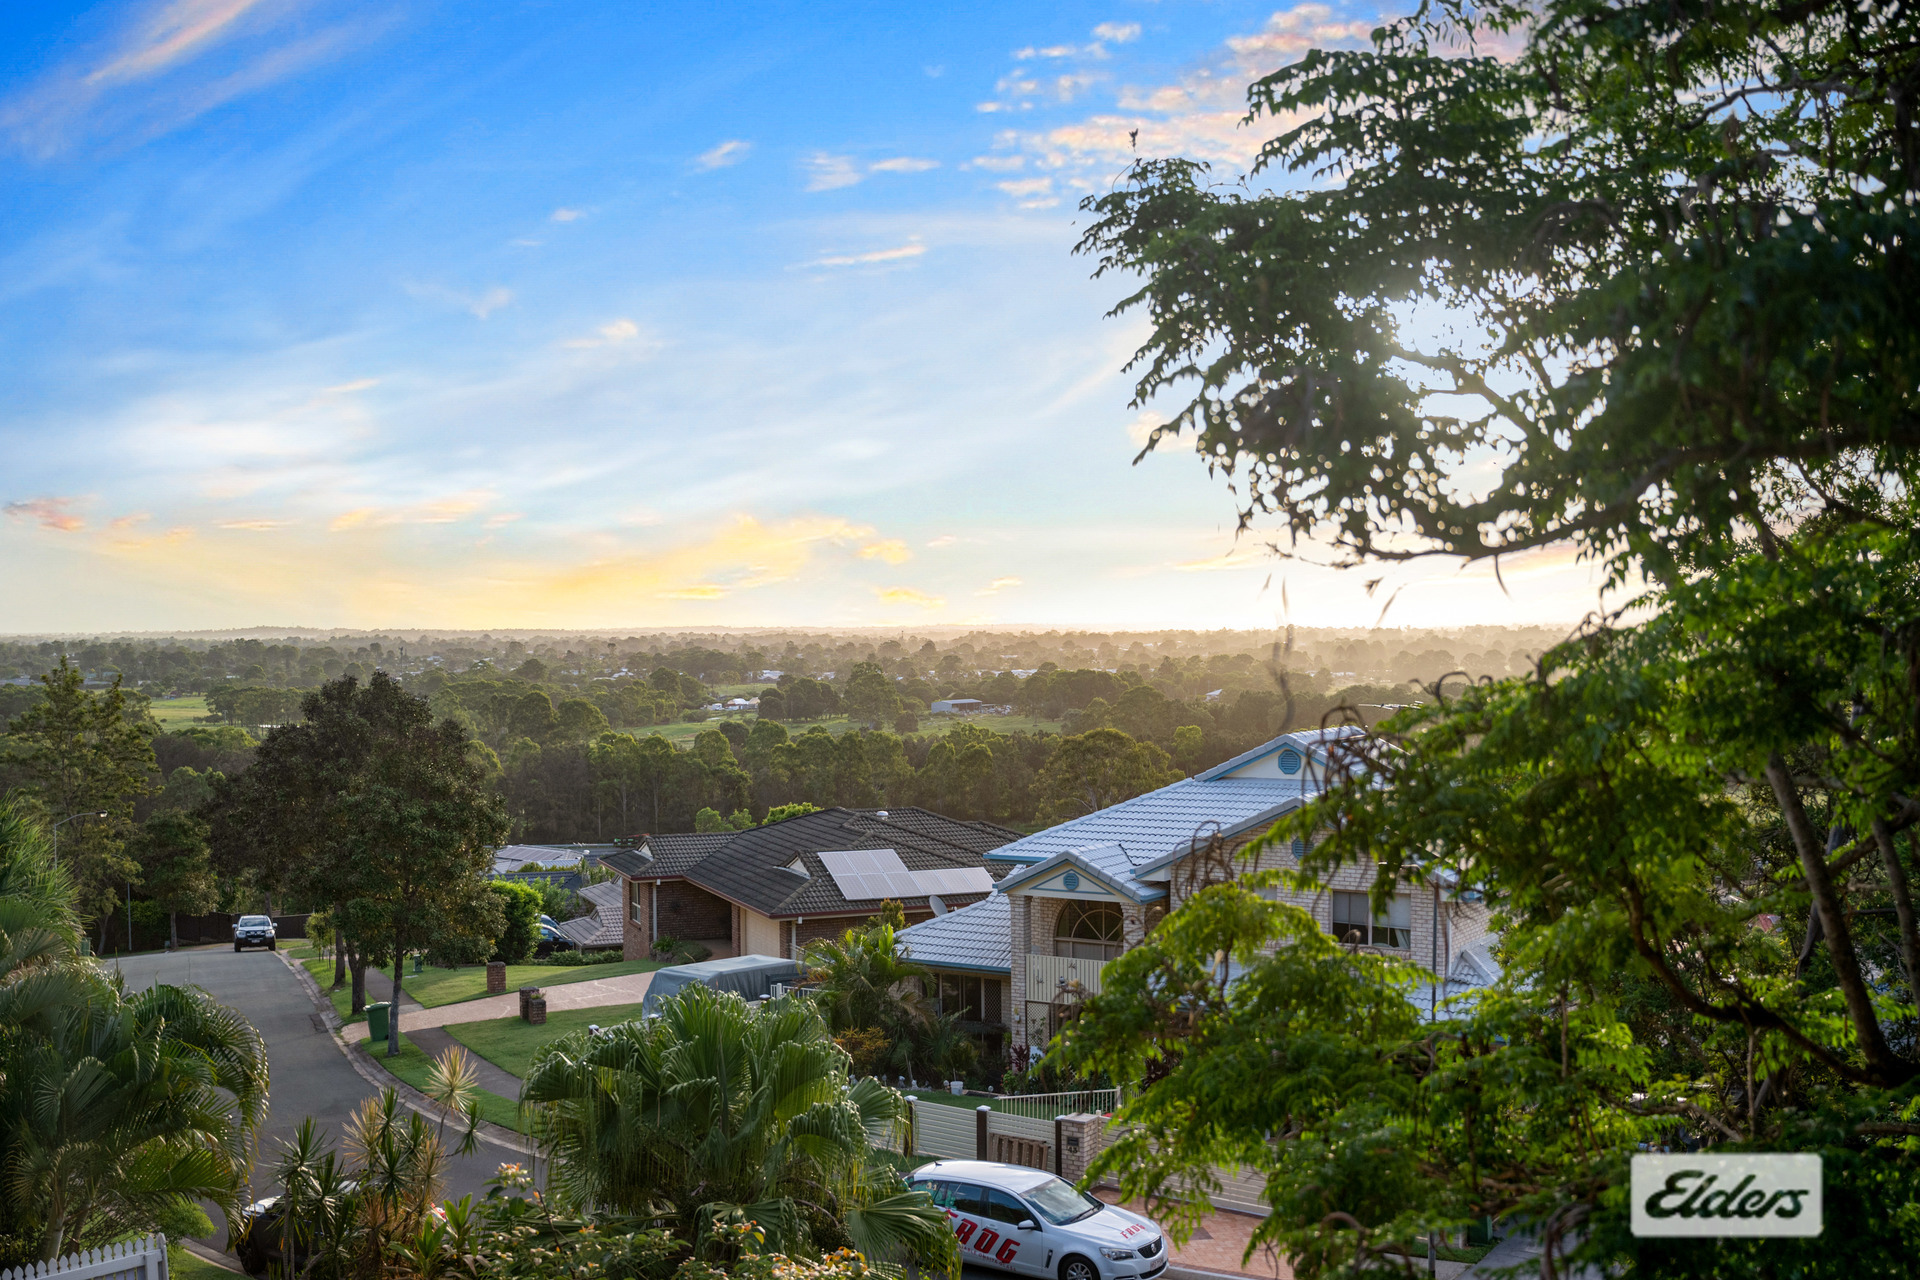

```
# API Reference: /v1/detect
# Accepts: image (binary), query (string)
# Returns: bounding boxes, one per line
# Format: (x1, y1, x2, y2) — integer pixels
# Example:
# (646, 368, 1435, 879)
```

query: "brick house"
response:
(600, 806, 1023, 964)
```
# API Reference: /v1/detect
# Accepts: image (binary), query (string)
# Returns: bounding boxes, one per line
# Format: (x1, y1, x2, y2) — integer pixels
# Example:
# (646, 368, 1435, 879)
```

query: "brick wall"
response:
(657, 881, 732, 942)
(622, 879, 650, 962)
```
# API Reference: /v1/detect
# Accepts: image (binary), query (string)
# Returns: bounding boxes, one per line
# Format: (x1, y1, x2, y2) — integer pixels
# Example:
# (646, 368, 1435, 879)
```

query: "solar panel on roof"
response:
(818, 849, 994, 901)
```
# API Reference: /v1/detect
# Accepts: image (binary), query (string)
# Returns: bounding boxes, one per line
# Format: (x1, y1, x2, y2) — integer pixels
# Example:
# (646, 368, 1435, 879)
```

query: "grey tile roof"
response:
(897, 893, 1012, 974)
(554, 880, 626, 949)
(984, 776, 1311, 867)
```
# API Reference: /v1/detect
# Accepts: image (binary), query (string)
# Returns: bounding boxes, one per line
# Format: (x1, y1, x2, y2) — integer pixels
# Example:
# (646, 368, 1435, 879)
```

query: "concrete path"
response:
(342, 966, 657, 1040)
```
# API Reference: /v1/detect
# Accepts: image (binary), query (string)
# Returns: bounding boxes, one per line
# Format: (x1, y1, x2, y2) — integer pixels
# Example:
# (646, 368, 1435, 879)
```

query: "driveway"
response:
(109, 946, 520, 1227)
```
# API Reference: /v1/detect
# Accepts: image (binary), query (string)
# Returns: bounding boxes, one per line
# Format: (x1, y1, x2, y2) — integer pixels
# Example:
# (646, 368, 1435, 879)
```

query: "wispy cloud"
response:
(1172, 548, 1265, 572)
(806, 240, 926, 269)
(4, 497, 86, 532)
(694, 139, 750, 169)
(977, 576, 1022, 595)
(215, 517, 288, 530)
(328, 490, 493, 532)
(979, 4, 1376, 177)
(1093, 22, 1141, 44)
(564, 317, 652, 349)
(857, 539, 912, 564)
(0, 0, 378, 159)
(996, 177, 1056, 208)
(406, 282, 515, 318)
(804, 152, 941, 191)
(550, 207, 583, 222)
(875, 586, 944, 608)
(804, 153, 864, 191)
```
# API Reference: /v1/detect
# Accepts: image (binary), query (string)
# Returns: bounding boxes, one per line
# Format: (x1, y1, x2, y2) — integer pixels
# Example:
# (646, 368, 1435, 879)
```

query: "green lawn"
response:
(298, 954, 659, 1015)
(353, 1039, 527, 1133)
(171, 1244, 242, 1278)
(148, 695, 213, 728)
(447, 1002, 648, 1079)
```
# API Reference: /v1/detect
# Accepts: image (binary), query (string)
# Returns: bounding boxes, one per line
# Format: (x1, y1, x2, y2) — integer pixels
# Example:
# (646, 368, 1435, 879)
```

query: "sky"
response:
(0, 0, 1613, 635)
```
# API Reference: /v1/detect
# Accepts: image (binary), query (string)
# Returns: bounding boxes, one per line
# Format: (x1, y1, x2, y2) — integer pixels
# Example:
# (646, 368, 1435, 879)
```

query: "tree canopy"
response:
(1057, 0, 1920, 1276)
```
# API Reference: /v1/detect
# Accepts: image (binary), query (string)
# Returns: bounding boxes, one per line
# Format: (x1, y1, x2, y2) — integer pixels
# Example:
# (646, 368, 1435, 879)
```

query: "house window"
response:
(1054, 901, 1124, 961)
(1330, 892, 1411, 949)
(938, 974, 1003, 1025)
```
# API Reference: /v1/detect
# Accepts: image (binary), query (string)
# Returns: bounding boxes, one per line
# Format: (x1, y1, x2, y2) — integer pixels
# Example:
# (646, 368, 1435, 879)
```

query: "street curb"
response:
(274, 949, 538, 1158)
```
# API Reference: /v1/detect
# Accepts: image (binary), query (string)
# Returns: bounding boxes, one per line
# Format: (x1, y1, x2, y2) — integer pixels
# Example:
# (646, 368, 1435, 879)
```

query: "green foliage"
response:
(490, 879, 542, 964)
(522, 985, 957, 1272)
(0, 802, 268, 1265)
(1032, 727, 1181, 820)
(843, 662, 901, 729)
(761, 802, 820, 825)
(3, 658, 155, 923)
(127, 811, 218, 946)
(1058, 0, 1920, 1274)
(206, 674, 511, 1021)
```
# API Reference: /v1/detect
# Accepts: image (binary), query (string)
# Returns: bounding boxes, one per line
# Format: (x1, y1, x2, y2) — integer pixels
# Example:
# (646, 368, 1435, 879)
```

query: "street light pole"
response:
(50, 811, 109, 870)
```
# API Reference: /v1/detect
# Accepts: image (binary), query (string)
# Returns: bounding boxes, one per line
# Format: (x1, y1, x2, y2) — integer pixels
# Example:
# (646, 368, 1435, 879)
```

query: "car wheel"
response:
(233, 942, 242, 952)
(1060, 1254, 1100, 1280)
(268, 939, 277, 951)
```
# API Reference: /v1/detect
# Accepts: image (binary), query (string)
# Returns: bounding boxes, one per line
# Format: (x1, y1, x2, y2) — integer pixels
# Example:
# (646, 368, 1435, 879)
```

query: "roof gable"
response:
(996, 843, 1167, 903)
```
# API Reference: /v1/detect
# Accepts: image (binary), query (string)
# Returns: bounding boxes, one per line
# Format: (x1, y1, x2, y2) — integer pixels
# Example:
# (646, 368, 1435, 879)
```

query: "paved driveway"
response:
(109, 946, 518, 1226)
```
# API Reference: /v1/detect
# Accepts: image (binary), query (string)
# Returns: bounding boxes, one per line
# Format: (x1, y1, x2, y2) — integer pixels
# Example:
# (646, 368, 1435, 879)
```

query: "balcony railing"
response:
(1026, 951, 1109, 1003)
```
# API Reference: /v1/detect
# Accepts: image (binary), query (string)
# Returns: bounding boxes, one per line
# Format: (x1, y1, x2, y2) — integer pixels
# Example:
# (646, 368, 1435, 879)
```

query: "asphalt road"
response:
(109, 944, 519, 1235)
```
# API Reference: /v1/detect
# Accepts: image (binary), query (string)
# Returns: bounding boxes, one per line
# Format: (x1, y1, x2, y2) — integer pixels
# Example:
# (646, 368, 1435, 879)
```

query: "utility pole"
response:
(50, 811, 108, 870)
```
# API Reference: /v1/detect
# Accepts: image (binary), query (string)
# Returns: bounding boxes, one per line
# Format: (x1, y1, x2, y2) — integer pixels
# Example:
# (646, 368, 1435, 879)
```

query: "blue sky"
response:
(0, 0, 1606, 633)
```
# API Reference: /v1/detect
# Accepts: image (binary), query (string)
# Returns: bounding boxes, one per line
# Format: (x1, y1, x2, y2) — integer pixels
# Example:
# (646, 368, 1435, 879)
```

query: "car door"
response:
(979, 1187, 1049, 1276)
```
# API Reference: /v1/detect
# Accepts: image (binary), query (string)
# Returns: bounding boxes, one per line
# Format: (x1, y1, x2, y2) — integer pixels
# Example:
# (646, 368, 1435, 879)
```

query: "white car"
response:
(908, 1160, 1168, 1280)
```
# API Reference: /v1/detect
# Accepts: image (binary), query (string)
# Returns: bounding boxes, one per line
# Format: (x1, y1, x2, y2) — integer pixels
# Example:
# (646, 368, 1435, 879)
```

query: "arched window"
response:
(1054, 901, 1124, 961)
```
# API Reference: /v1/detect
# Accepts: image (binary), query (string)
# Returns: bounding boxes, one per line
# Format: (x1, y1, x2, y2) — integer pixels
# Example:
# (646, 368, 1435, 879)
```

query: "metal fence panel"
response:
(908, 1100, 979, 1160)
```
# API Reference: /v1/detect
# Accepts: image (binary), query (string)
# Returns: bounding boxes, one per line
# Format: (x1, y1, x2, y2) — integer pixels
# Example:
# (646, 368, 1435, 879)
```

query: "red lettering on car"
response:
(974, 1230, 1001, 1254)
(996, 1239, 1021, 1265)
(955, 1220, 977, 1244)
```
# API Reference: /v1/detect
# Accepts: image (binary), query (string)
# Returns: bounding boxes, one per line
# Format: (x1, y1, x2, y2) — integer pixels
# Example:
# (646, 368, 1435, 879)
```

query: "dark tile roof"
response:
(608, 833, 735, 880)
(623, 806, 1018, 919)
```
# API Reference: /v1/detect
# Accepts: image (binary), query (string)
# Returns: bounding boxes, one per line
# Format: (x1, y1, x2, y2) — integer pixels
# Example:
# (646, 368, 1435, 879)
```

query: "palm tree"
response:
(521, 985, 955, 1271)
(802, 923, 932, 1036)
(0, 802, 271, 1263)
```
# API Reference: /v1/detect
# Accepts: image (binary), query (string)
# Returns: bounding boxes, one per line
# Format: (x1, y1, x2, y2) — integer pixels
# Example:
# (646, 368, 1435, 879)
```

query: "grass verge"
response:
(352, 1038, 527, 1134)
(446, 1002, 648, 1079)
(171, 1243, 242, 1277)
(299, 955, 366, 1025)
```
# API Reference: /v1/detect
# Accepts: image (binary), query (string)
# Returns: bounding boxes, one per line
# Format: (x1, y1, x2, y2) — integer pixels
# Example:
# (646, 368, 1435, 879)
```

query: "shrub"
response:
(488, 880, 541, 964)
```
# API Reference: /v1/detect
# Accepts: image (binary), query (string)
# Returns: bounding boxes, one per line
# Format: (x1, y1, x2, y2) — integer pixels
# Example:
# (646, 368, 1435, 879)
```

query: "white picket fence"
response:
(0, 1234, 168, 1280)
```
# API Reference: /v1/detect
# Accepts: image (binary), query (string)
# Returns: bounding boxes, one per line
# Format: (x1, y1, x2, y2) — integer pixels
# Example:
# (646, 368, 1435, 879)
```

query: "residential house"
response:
(553, 879, 625, 951)
(897, 727, 1497, 1061)
(601, 806, 1023, 965)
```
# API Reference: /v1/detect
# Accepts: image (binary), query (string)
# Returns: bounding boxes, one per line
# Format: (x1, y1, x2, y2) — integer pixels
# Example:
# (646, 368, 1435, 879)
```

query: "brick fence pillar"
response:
(486, 961, 507, 995)
(1056, 1113, 1108, 1187)
(519, 986, 541, 1021)
(528, 996, 547, 1025)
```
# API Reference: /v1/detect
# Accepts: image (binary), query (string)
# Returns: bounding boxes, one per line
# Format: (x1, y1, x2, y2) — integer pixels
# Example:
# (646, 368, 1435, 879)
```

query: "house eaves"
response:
(994, 844, 1167, 904)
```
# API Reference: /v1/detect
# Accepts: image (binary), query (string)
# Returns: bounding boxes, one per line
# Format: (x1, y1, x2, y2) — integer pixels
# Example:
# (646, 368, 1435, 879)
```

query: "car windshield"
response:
(1018, 1176, 1104, 1225)
(239, 916, 270, 926)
